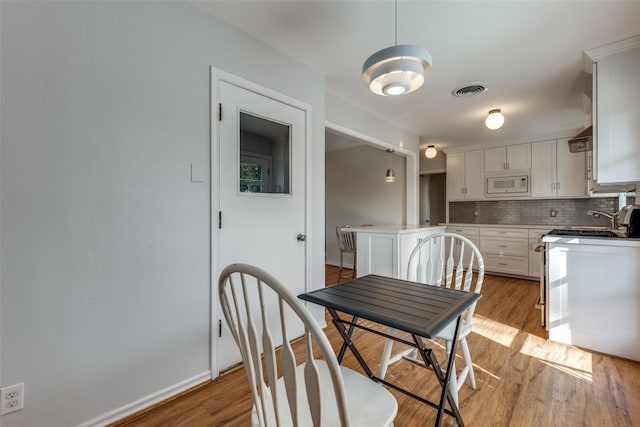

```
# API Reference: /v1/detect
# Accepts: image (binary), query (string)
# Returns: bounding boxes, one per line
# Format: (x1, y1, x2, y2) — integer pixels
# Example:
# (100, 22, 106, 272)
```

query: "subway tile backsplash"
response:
(449, 198, 619, 227)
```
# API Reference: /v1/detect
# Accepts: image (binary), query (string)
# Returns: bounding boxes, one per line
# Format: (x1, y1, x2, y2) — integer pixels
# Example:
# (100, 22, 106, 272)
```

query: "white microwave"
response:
(486, 175, 529, 195)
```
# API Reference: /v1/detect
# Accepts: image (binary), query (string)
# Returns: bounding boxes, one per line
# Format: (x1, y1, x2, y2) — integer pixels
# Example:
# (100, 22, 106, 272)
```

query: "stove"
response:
(545, 229, 625, 238)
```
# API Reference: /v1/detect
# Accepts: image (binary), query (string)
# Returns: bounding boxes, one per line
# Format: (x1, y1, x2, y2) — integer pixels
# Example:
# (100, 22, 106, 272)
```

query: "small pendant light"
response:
(385, 149, 396, 183)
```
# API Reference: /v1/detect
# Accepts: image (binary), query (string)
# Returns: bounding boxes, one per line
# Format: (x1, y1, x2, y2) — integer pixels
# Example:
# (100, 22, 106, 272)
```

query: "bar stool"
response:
(336, 225, 357, 281)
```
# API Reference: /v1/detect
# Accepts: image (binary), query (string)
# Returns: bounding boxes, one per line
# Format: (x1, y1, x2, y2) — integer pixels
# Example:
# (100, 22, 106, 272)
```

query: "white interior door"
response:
(217, 80, 307, 371)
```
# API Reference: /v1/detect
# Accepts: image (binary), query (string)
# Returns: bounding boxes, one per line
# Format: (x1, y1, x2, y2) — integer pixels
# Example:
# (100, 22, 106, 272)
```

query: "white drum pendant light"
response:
(362, 0, 432, 96)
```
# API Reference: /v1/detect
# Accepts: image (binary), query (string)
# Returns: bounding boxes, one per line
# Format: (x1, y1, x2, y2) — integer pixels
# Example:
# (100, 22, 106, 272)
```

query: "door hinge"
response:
(218, 211, 222, 229)
(218, 103, 222, 121)
(218, 319, 222, 337)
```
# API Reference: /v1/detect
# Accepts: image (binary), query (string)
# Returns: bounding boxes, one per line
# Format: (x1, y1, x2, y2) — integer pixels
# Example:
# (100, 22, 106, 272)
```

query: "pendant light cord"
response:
(394, 0, 398, 46)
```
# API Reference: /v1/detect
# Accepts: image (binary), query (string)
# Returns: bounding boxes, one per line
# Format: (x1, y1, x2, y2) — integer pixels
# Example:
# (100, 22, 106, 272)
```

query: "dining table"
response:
(298, 274, 481, 427)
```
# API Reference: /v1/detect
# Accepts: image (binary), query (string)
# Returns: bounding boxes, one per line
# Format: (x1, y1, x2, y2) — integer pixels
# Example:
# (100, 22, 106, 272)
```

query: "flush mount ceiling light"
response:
(424, 145, 437, 159)
(385, 149, 396, 182)
(362, 0, 432, 96)
(485, 109, 505, 130)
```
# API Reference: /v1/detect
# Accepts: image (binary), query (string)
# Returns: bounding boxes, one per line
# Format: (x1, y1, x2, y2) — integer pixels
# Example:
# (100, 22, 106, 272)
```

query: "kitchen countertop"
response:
(444, 223, 581, 230)
(541, 234, 640, 247)
(347, 224, 445, 234)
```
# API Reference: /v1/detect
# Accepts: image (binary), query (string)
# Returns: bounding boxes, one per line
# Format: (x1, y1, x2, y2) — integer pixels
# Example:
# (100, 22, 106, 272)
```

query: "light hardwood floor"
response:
(114, 266, 640, 426)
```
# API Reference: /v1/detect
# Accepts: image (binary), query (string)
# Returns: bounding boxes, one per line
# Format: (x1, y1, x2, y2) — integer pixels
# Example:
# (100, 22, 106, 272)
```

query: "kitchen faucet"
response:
(587, 210, 618, 229)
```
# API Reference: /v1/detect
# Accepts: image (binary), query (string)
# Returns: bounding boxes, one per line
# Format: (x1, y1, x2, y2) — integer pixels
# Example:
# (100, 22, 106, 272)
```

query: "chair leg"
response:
(460, 337, 476, 389)
(351, 251, 357, 279)
(338, 251, 344, 282)
(445, 340, 459, 407)
(379, 330, 396, 379)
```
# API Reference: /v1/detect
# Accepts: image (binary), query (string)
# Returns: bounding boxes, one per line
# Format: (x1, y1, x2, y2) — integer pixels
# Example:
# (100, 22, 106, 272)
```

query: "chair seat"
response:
(252, 360, 397, 427)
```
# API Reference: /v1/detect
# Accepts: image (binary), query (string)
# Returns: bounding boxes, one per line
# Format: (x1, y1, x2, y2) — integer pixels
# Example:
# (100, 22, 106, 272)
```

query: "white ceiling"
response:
(196, 1, 640, 151)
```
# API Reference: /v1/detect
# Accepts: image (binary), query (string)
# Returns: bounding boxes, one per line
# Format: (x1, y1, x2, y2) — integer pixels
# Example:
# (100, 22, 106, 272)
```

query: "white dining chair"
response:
(377, 232, 485, 406)
(219, 263, 397, 427)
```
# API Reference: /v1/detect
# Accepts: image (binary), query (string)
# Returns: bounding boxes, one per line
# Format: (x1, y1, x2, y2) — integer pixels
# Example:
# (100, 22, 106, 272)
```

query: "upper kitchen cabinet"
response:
(586, 36, 640, 186)
(446, 150, 484, 200)
(531, 139, 586, 198)
(484, 143, 531, 173)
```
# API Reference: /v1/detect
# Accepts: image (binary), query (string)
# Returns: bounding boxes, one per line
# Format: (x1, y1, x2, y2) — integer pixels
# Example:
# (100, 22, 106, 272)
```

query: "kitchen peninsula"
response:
(542, 234, 640, 361)
(350, 224, 445, 279)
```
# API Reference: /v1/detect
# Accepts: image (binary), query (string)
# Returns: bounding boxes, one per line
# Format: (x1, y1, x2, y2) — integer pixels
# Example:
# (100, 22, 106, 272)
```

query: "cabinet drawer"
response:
(528, 229, 551, 239)
(479, 237, 528, 256)
(483, 254, 529, 276)
(446, 226, 480, 239)
(480, 228, 529, 238)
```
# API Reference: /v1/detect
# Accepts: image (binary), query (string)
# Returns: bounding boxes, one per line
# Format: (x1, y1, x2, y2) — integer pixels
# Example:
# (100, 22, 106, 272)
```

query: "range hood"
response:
(568, 126, 592, 152)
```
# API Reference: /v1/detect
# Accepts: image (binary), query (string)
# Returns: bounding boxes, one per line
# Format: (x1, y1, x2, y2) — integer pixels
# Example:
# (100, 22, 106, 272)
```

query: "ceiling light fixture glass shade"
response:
(485, 109, 505, 130)
(362, 45, 433, 96)
(424, 145, 437, 159)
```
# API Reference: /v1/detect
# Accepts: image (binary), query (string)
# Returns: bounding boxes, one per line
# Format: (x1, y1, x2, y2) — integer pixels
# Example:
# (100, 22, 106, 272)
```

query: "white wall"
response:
(0, 2, 325, 426)
(326, 93, 420, 224)
(325, 146, 406, 266)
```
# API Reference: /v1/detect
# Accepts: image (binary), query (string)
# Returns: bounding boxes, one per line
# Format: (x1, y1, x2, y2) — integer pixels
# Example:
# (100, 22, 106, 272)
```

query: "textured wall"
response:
(449, 198, 619, 226)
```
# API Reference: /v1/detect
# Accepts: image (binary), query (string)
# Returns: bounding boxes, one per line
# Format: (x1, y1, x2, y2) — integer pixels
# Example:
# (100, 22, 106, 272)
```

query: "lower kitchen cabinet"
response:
(447, 225, 550, 278)
(544, 236, 640, 361)
(445, 226, 480, 269)
(479, 227, 530, 276)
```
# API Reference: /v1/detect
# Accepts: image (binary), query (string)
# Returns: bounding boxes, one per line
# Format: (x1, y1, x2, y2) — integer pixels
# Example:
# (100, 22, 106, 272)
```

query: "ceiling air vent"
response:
(451, 82, 488, 98)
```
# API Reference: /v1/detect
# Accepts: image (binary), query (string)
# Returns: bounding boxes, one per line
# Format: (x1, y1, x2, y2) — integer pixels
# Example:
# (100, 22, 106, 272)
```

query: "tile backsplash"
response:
(449, 198, 619, 227)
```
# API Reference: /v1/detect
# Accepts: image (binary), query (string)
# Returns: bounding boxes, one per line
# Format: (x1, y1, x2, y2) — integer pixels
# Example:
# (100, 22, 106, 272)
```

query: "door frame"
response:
(210, 67, 313, 378)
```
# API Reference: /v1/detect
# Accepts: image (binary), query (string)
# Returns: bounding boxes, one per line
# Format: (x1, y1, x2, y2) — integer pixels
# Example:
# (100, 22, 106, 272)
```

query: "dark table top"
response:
(298, 275, 481, 338)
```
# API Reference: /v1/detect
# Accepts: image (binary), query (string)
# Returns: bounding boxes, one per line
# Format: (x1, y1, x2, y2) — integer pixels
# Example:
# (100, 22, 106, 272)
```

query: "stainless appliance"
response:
(567, 125, 592, 152)
(486, 175, 529, 196)
(534, 243, 546, 327)
(618, 205, 640, 237)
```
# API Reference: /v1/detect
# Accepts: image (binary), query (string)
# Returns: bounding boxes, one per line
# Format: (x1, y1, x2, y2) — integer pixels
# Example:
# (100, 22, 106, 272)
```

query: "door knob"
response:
(297, 234, 306, 242)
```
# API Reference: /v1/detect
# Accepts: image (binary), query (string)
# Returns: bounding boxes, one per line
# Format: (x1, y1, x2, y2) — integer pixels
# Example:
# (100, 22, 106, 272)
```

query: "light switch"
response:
(190, 162, 204, 183)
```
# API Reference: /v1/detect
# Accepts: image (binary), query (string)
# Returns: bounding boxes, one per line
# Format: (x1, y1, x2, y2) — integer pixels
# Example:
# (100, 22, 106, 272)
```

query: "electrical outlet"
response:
(550, 210, 557, 217)
(0, 383, 24, 415)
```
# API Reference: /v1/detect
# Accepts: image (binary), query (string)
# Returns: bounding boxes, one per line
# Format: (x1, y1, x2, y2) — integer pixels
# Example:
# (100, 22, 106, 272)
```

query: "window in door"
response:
(239, 111, 291, 194)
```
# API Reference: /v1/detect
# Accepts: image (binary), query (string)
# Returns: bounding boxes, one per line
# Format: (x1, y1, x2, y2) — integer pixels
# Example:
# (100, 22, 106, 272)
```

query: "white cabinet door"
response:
(484, 147, 506, 173)
(593, 46, 640, 184)
(446, 152, 465, 200)
(531, 139, 586, 198)
(446, 150, 484, 200)
(556, 138, 587, 197)
(507, 143, 532, 171)
(464, 150, 484, 199)
(531, 140, 557, 197)
(484, 144, 531, 172)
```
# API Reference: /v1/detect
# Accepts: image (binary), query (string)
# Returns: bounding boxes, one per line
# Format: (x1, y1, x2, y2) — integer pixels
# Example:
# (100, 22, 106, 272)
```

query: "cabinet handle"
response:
(499, 263, 508, 266)
(498, 245, 508, 248)
(557, 182, 560, 190)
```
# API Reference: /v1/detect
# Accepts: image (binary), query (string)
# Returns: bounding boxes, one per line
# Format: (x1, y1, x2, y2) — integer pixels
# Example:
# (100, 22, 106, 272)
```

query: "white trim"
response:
(420, 168, 446, 175)
(77, 371, 211, 427)
(210, 67, 312, 379)
(325, 120, 418, 225)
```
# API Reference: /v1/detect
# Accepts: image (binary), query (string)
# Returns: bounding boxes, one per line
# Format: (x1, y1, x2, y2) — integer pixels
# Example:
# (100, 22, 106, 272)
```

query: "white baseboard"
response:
(77, 371, 211, 427)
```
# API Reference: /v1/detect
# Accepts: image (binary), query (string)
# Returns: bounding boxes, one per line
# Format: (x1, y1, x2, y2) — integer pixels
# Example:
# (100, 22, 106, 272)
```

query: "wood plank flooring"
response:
(114, 266, 640, 426)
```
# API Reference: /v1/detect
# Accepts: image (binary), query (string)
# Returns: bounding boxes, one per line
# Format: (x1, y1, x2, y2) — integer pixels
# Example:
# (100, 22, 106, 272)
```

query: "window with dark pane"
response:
(239, 111, 291, 194)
